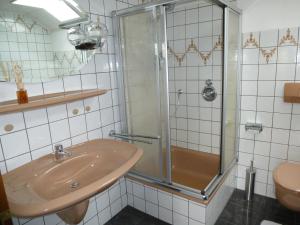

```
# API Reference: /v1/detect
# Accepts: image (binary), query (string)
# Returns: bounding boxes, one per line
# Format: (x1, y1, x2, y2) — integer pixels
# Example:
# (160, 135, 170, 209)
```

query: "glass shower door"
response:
(116, 7, 170, 182)
(221, 8, 240, 173)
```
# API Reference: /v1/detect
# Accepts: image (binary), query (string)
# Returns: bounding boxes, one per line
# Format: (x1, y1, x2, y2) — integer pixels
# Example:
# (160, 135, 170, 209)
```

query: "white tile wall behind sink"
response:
(0, 0, 141, 225)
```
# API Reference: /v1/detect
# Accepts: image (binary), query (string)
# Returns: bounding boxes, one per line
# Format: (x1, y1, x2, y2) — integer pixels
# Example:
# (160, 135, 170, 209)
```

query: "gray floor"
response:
(105, 206, 170, 225)
(106, 189, 300, 225)
(215, 189, 300, 225)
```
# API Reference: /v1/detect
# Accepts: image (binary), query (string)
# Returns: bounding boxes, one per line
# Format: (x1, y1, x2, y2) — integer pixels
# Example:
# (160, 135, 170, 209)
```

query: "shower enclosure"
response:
(112, 0, 240, 199)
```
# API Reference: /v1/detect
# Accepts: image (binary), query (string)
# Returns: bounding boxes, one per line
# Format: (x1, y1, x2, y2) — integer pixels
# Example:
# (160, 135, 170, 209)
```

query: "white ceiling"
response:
(236, 0, 259, 10)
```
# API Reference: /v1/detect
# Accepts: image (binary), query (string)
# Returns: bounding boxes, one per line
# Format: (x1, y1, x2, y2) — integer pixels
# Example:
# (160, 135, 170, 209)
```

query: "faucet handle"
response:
(54, 144, 63, 152)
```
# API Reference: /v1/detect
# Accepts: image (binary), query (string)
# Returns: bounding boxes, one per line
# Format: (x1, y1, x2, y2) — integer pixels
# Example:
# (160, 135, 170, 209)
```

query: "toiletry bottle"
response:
(13, 64, 28, 104)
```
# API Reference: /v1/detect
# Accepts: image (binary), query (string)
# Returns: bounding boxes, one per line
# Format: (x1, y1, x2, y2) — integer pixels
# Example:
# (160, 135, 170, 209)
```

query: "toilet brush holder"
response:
(245, 161, 256, 201)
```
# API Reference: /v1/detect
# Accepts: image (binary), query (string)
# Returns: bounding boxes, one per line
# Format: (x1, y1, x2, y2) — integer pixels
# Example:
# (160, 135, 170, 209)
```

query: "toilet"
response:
(273, 162, 300, 212)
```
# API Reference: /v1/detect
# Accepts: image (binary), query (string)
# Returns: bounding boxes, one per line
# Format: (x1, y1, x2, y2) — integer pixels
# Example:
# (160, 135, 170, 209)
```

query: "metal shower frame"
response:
(112, 0, 241, 200)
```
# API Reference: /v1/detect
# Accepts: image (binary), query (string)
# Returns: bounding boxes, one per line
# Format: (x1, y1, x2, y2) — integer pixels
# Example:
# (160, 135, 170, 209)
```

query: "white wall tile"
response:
(6, 153, 31, 171)
(132, 182, 145, 199)
(133, 196, 146, 212)
(243, 49, 259, 64)
(254, 154, 269, 170)
(288, 146, 300, 161)
(273, 113, 291, 129)
(81, 74, 97, 89)
(49, 119, 70, 143)
(257, 81, 275, 96)
(111, 198, 122, 217)
(241, 96, 257, 111)
(254, 141, 270, 156)
(257, 97, 274, 112)
(86, 111, 101, 131)
(27, 125, 51, 150)
(1, 130, 29, 159)
(242, 65, 258, 80)
(145, 186, 158, 204)
(189, 201, 206, 223)
(256, 112, 273, 127)
(291, 114, 300, 130)
(173, 196, 188, 216)
(99, 206, 111, 225)
(273, 97, 292, 114)
(158, 206, 173, 224)
(189, 218, 205, 225)
(96, 191, 110, 212)
(67, 101, 84, 117)
(146, 201, 158, 218)
(277, 46, 297, 63)
(109, 183, 121, 203)
(158, 191, 172, 210)
(100, 108, 114, 126)
(24, 109, 48, 128)
(239, 139, 254, 154)
(255, 132, 272, 147)
(276, 64, 296, 80)
(0, 113, 25, 135)
(289, 130, 300, 146)
(173, 212, 188, 225)
(259, 64, 276, 80)
(69, 115, 86, 137)
(270, 143, 288, 159)
(72, 133, 87, 145)
(260, 30, 278, 47)
(64, 76, 82, 91)
(242, 81, 257, 96)
(272, 128, 290, 144)
(47, 105, 68, 122)
(31, 145, 52, 160)
(239, 152, 252, 167)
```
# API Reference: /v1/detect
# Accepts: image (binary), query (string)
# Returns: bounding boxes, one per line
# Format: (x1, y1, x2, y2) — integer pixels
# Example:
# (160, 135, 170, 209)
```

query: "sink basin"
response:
(3, 139, 143, 223)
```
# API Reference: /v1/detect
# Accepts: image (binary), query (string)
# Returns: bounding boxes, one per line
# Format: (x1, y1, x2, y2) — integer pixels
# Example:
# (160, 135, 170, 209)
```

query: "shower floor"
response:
(171, 146, 220, 190)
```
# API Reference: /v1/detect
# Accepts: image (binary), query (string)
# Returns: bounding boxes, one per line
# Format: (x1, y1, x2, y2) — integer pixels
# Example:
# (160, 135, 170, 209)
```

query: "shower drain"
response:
(70, 181, 80, 189)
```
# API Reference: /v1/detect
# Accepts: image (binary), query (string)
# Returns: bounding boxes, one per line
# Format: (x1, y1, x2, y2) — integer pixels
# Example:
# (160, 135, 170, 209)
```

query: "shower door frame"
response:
(112, 5, 172, 184)
(113, 0, 241, 200)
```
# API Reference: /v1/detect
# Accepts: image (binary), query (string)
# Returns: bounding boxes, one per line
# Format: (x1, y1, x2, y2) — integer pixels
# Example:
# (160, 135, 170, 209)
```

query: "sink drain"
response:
(70, 181, 80, 189)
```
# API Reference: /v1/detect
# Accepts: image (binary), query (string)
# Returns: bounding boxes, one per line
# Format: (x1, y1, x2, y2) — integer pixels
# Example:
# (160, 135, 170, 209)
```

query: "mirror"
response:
(0, 0, 100, 83)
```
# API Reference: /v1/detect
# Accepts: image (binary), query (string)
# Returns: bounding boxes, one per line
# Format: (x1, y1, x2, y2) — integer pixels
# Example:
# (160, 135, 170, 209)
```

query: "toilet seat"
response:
(273, 162, 300, 212)
(273, 162, 300, 192)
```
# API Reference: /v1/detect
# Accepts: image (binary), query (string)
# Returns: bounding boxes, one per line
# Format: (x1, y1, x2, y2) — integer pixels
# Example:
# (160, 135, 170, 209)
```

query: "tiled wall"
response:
(237, 27, 300, 198)
(0, 0, 140, 225)
(126, 165, 236, 225)
(0, 11, 86, 82)
(167, 2, 223, 154)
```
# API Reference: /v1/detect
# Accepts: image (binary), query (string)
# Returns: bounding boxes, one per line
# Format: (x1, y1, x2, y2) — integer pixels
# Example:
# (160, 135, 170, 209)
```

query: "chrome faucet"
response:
(54, 144, 71, 160)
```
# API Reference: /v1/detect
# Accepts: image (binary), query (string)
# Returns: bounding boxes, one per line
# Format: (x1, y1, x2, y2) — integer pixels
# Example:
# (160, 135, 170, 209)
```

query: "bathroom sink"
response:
(3, 139, 143, 223)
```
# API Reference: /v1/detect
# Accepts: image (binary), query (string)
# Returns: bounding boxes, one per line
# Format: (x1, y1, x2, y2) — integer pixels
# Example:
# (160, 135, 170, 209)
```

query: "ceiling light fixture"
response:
(11, 0, 82, 22)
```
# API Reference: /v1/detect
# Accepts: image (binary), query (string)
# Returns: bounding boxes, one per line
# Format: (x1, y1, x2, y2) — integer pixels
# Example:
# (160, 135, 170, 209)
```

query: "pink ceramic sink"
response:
(3, 139, 143, 224)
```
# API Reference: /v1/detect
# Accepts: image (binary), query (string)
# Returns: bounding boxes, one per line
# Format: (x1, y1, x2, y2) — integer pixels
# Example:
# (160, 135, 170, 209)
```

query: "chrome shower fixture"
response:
(202, 79, 217, 102)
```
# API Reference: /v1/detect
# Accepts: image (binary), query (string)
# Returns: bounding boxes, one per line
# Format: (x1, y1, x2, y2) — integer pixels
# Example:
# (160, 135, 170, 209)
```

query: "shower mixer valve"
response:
(202, 79, 217, 102)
